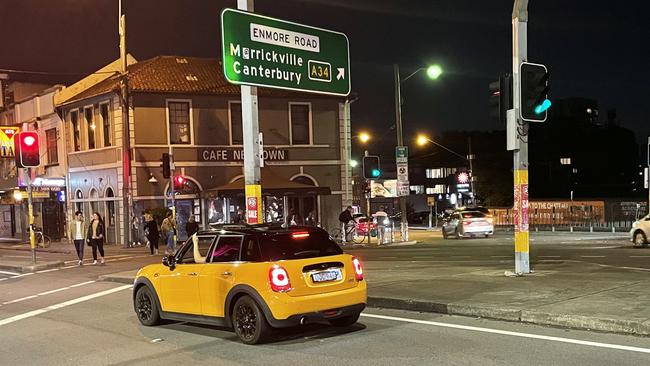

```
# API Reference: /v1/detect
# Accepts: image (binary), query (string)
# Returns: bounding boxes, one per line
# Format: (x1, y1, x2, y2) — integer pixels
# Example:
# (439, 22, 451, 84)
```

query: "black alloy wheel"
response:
(233, 296, 271, 345)
(135, 286, 161, 326)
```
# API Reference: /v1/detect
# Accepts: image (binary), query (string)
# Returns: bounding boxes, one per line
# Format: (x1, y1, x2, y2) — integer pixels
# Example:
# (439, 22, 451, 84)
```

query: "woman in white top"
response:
(69, 211, 86, 266)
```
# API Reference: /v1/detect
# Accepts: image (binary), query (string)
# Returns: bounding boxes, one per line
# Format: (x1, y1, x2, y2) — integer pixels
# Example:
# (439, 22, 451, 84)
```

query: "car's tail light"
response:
(352, 257, 364, 281)
(269, 265, 292, 292)
(463, 220, 472, 225)
(292, 231, 310, 239)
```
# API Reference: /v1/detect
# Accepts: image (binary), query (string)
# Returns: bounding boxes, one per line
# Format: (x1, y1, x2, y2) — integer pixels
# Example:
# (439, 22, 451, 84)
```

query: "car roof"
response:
(197, 223, 325, 237)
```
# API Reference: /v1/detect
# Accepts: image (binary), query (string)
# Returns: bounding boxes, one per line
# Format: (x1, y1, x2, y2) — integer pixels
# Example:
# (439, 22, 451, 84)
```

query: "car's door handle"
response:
(221, 271, 232, 277)
(187, 272, 198, 277)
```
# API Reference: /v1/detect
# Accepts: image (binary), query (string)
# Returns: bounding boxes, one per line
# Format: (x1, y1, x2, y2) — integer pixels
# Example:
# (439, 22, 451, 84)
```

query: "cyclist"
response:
(338, 206, 354, 243)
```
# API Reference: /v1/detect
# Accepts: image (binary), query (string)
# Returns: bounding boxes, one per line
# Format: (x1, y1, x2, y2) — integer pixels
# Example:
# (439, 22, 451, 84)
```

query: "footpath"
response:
(3, 233, 649, 337)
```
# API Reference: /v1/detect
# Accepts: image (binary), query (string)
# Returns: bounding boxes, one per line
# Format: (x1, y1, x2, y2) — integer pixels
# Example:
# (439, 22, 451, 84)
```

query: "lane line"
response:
(2, 281, 96, 305)
(360, 313, 650, 355)
(580, 256, 606, 258)
(0, 270, 20, 276)
(2, 295, 38, 305)
(35, 269, 59, 274)
(0, 285, 132, 327)
(629, 256, 650, 258)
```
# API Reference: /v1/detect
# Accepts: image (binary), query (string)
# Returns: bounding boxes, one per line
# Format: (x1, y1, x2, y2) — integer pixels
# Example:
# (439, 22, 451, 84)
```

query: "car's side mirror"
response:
(162, 255, 176, 270)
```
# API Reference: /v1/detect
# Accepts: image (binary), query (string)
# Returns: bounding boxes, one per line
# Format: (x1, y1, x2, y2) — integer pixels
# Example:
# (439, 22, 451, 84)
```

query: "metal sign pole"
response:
(512, 0, 530, 274)
(26, 168, 35, 264)
(238, 0, 263, 225)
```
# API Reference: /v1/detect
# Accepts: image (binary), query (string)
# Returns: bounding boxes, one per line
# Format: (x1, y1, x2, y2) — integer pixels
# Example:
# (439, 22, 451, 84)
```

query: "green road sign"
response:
(221, 8, 351, 96)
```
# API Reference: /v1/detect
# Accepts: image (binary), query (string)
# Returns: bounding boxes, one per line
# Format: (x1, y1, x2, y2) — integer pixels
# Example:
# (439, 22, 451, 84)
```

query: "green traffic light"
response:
(371, 169, 381, 177)
(534, 99, 552, 114)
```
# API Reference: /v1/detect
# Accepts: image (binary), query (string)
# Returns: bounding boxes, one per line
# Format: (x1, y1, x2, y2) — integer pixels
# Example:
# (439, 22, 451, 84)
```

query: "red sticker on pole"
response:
(521, 184, 529, 231)
(246, 197, 258, 224)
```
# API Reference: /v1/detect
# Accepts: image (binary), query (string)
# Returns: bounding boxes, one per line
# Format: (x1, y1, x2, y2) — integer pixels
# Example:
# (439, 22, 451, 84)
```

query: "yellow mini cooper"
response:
(133, 224, 367, 344)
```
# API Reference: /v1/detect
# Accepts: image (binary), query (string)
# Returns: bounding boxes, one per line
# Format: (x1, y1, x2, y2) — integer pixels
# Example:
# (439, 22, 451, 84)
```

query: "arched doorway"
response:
(288, 175, 318, 225)
(105, 187, 116, 244)
(89, 188, 99, 214)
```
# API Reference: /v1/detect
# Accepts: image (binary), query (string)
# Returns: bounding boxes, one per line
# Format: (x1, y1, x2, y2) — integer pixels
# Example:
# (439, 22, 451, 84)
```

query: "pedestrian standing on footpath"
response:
(186, 215, 199, 237)
(87, 212, 106, 265)
(373, 206, 389, 245)
(144, 210, 159, 256)
(131, 214, 143, 247)
(70, 211, 86, 266)
(161, 210, 176, 255)
(338, 206, 354, 243)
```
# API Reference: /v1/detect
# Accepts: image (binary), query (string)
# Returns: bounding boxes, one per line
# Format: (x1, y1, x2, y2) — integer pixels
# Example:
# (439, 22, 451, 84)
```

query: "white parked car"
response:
(442, 211, 494, 239)
(630, 214, 650, 247)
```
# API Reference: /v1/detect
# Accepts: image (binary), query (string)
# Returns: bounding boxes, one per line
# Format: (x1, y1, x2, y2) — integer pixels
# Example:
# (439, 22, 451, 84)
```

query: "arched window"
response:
(75, 190, 83, 212)
(89, 188, 98, 213)
(292, 175, 316, 186)
(166, 177, 201, 195)
(105, 187, 115, 227)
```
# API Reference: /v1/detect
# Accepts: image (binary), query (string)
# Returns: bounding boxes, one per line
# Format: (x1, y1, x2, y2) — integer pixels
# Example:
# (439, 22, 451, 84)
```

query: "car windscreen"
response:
(260, 231, 343, 261)
(462, 212, 486, 219)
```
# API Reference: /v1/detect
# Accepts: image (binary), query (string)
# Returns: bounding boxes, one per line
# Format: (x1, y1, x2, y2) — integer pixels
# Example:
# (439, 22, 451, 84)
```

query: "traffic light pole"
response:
(25, 168, 35, 264)
(239, 0, 263, 225)
(394, 64, 409, 241)
(169, 147, 176, 244)
(512, 0, 530, 274)
(119, 1, 131, 249)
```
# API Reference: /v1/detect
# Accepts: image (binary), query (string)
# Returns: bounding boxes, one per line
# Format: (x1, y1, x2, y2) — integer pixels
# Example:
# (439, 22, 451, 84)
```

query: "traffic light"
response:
(362, 155, 381, 179)
(161, 153, 171, 178)
(173, 175, 186, 189)
(489, 73, 512, 124)
(14, 131, 40, 168)
(520, 62, 550, 122)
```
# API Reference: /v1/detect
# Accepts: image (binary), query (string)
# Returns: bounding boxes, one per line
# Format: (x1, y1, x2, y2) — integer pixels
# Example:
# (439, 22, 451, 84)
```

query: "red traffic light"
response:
(14, 131, 40, 168)
(173, 175, 186, 189)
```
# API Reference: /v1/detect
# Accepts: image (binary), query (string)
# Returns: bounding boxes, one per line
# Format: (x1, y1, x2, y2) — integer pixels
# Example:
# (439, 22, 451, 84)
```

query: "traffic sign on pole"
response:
(221, 8, 351, 96)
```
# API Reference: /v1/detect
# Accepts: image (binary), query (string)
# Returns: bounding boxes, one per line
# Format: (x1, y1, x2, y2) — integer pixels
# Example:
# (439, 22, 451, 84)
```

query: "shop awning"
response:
(204, 169, 331, 197)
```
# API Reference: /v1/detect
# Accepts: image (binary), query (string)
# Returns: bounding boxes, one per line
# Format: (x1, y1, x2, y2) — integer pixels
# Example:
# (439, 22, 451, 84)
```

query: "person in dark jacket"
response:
(144, 210, 159, 255)
(185, 215, 199, 237)
(338, 206, 354, 243)
(87, 212, 106, 265)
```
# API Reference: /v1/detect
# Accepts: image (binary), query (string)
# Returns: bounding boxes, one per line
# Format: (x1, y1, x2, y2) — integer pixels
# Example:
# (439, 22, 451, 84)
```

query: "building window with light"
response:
(45, 128, 58, 165)
(70, 110, 81, 152)
(289, 103, 312, 145)
(229, 101, 243, 145)
(100, 103, 112, 147)
(84, 107, 95, 149)
(168, 101, 191, 144)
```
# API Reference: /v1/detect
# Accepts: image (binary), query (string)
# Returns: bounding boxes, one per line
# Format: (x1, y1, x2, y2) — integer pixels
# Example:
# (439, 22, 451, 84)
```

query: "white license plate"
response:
(311, 269, 342, 283)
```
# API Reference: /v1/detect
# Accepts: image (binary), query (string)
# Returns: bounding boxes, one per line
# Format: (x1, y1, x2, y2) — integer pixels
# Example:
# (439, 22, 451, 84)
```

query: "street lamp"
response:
(350, 159, 358, 168)
(394, 64, 443, 241)
(358, 132, 371, 144)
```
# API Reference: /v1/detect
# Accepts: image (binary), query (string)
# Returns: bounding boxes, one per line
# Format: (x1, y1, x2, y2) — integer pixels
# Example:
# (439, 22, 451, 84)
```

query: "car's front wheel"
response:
(329, 312, 360, 327)
(633, 231, 648, 247)
(233, 296, 271, 345)
(134, 286, 161, 326)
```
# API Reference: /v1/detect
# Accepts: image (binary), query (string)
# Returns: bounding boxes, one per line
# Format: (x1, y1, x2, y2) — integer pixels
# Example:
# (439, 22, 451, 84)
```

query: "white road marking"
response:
(2, 295, 38, 305)
(9, 273, 34, 278)
(580, 256, 606, 258)
(629, 256, 650, 258)
(0, 285, 132, 327)
(0, 270, 20, 276)
(2, 281, 96, 306)
(35, 268, 59, 274)
(361, 313, 650, 355)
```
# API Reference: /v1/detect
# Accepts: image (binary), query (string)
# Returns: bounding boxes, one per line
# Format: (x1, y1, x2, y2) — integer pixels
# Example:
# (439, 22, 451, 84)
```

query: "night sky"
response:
(2, 0, 648, 149)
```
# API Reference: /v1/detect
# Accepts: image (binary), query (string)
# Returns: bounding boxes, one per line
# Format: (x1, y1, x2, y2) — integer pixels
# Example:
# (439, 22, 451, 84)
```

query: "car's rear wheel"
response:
(329, 312, 360, 327)
(233, 296, 271, 345)
(455, 229, 462, 240)
(134, 286, 161, 326)
(633, 231, 648, 247)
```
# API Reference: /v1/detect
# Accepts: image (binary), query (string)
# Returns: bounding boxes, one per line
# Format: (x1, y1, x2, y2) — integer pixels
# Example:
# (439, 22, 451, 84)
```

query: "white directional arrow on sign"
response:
(337, 68, 345, 80)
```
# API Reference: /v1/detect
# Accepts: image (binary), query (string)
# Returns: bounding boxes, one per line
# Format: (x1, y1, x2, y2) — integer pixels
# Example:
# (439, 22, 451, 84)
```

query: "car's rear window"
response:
(462, 212, 486, 218)
(260, 231, 343, 261)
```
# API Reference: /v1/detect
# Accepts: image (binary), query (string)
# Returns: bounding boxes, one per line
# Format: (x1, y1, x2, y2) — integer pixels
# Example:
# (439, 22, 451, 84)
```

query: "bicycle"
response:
(30, 226, 51, 248)
(330, 222, 366, 245)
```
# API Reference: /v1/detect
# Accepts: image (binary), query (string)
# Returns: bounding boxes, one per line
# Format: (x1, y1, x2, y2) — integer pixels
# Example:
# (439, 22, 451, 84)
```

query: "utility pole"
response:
(512, 0, 530, 274)
(119, 0, 131, 248)
(468, 136, 476, 203)
(238, 0, 263, 224)
(394, 64, 408, 241)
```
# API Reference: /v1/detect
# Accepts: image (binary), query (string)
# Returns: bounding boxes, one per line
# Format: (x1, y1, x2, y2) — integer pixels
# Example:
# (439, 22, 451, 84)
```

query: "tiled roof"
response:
(59, 56, 334, 105)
